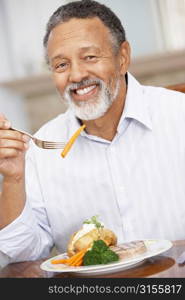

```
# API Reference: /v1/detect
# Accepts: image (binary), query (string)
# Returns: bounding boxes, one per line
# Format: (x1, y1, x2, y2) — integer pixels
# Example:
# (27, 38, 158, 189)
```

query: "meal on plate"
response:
(51, 215, 147, 267)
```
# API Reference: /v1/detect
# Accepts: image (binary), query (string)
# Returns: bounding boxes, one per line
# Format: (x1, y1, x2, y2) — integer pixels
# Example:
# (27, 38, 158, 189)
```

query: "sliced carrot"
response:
(73, 259, 83, 267)
(51, 258, 70, 264)
(68, 248, 87, 265)
(51, 246, 88, 266)
(68, 253, 84, 266)
(61, 124, 86, 158)
(68, 248, 88, 266)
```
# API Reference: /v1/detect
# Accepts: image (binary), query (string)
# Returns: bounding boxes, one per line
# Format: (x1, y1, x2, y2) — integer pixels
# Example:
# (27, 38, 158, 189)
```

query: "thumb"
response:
(0, 112, 6, 120)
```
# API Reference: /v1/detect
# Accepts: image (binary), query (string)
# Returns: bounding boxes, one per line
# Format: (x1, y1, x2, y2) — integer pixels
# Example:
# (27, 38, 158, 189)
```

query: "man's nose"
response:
(68, 61, 88, 83)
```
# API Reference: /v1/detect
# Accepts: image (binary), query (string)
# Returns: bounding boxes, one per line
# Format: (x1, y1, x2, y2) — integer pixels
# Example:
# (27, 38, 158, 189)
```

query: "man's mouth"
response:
(70, 84, 99, 100)
(75, 85, 96, 95)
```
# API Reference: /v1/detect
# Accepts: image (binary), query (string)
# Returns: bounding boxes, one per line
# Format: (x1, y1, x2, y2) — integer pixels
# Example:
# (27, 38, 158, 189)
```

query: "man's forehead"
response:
(51, 46, 101, 62)
(47, 17, 113, 59)
(48, 17, 110, 42)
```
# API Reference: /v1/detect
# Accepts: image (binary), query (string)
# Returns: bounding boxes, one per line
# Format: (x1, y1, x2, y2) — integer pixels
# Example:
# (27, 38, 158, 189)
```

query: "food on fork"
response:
(61, 124, 86, 158)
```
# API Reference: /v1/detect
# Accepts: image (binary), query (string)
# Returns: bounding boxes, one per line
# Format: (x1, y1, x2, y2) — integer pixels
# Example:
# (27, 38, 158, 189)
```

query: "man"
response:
(0, 0, 185, 264)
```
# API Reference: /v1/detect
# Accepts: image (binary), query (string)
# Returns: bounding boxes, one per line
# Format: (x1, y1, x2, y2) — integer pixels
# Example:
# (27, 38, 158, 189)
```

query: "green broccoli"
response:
(83, 239, 119, 266)
(83, 250, 102, 266)
(91, 239, 108, 253)
(101, 249, 119, 264)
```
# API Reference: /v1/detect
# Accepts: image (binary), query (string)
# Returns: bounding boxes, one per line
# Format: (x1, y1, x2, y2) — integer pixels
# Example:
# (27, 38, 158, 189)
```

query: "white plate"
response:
(40, 239, 172, 276)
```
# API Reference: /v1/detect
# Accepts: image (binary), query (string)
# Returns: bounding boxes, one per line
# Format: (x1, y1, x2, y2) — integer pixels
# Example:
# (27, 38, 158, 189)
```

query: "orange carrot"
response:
(61, 124, 86, 158)
(68, 248, 88, 266)
(51, 247, 88, 266)
(73, 259, 83, 267)
(70, 247, 89, 266)
(51, 258, 70, 264)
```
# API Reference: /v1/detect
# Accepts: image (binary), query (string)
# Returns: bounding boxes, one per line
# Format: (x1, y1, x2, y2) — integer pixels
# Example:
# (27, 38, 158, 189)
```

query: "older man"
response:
(0, 0, 185, 264)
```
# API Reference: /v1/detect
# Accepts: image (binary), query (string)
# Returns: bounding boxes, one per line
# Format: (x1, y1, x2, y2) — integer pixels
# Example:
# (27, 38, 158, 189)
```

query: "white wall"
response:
(0, 0, 174, 82)
(0, 0, 68, 81)
(100, 0, 163, 57)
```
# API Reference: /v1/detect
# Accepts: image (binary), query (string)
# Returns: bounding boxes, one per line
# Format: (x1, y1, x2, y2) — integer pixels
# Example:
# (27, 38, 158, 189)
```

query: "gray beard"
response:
(60, 78, 120, 121)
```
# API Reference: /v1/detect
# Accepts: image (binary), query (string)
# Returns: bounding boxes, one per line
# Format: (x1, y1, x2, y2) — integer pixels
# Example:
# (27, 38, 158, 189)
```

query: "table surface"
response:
(0, 240, 185, 278)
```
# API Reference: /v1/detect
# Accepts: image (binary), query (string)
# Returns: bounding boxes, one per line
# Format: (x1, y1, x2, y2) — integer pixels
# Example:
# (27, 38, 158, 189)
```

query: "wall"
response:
(0, 0, 164, 82)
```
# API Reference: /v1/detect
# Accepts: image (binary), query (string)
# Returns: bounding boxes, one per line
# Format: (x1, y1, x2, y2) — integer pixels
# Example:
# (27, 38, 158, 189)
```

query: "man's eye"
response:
(85, 55, 97, 61)
(55, 63, 68, 71)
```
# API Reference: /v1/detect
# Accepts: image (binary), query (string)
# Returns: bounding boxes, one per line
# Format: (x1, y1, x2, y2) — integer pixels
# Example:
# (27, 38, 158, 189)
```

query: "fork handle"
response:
(10, 127, 34, 139)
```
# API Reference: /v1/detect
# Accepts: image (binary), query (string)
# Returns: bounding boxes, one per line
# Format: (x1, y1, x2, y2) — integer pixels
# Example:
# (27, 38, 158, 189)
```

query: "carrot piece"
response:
(51, 258, 70, 264)
(68, 248, 87, 266)
(51, 247, 88, 266)
(61, 124, 86, 158)
(73, 259, 83, 267)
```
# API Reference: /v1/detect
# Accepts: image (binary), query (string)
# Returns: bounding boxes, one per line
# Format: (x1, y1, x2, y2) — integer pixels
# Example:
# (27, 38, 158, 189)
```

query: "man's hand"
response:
(0, 113, 30, 180)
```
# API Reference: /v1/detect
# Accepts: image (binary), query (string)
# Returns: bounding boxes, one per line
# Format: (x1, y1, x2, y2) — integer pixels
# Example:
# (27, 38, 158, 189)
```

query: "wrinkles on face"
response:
(47, 18, 125, 120)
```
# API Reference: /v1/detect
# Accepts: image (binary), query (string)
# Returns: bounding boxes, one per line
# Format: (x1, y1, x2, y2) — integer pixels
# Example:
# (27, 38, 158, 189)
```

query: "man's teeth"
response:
(76, 85, 96, 95)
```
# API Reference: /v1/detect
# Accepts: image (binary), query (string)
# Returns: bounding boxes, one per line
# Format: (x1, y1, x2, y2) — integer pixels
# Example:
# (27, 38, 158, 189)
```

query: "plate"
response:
(40, 239, 172, 276)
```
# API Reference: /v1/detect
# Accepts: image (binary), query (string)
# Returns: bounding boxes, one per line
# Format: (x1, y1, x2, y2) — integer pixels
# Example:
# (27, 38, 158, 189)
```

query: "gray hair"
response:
(43, 0, 126, 61)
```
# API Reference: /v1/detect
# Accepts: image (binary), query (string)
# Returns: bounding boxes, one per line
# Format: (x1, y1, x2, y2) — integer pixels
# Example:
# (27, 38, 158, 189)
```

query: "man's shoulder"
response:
(144, 84, 185, 112)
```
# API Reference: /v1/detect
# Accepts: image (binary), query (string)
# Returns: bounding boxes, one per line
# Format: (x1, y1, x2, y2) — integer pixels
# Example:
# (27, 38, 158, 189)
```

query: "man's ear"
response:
(119, 41, 131, 75)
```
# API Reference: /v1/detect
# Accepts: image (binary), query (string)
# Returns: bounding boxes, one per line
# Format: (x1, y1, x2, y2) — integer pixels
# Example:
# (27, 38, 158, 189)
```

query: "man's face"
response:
(47, 17, 129, 120)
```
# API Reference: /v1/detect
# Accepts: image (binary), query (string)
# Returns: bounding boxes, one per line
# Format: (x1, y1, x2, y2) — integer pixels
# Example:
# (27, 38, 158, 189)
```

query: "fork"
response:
(10, 127, 66, 149)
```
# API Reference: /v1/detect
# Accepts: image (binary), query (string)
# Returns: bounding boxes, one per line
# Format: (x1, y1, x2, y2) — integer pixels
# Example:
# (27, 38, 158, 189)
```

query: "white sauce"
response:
(71, 221, 104, 248)
(72, 224, 96, 246)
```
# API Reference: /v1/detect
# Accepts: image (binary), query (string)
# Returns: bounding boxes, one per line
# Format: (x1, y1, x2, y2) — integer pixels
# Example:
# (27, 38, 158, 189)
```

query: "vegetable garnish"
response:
(51, 240, 119, 267)
(61, 124, 86, 158)
(83, 215, 104, 229)
(51, 246, 88, 266)
(83, 240, 119, 266)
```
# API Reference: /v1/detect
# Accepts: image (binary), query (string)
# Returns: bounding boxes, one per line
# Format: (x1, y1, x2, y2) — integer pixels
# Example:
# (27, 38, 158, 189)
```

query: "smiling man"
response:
(0, 0, 185, 265)
(46, 12, 130, 140)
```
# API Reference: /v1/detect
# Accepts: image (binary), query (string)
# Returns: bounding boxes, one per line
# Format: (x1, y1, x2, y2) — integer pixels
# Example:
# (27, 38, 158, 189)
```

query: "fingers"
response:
(0, 138, 28, 151)
(0, 119, 11, 130)
(0, 148, 23, 158)
(0, 112, 6, 120)
(0, 128, 27, 141)
(0, 114, 30, 158)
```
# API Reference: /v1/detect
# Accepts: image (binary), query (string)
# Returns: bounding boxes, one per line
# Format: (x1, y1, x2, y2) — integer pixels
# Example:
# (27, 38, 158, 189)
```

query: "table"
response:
(0, 241, 184, 278)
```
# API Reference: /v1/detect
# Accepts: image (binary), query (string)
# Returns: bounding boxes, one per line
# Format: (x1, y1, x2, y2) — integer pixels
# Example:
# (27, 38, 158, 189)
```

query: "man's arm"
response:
(0, 177, 26, 229)
(0, 114, 29, 229)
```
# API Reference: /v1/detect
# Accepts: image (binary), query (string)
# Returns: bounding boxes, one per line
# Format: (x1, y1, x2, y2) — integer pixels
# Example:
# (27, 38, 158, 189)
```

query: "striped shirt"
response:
(0, 72, 185, 263)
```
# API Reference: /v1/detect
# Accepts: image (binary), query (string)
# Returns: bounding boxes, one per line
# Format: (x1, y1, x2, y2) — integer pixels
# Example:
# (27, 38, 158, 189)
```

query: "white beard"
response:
(60, 78, 120, 121)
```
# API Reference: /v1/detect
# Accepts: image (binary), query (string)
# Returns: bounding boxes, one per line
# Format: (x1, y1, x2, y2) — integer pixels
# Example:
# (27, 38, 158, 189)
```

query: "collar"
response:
(66, 72, 153, 139)
(117, 72, 153, 133)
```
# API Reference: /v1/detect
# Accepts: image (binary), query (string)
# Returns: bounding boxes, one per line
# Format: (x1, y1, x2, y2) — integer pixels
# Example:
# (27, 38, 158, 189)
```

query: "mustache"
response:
(65, 78, 103, 93)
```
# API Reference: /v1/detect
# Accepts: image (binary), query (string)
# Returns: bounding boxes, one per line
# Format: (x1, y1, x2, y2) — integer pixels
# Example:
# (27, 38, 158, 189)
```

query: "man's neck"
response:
(82, 80, 127, 141)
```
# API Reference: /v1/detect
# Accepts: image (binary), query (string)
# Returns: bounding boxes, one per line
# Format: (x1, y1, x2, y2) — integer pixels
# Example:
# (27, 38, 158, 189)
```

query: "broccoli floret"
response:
(83, 240, 119, 266)
(83, 250, 102, 266)
(101, 249, 119, 264)
(92, 240, 108, 253)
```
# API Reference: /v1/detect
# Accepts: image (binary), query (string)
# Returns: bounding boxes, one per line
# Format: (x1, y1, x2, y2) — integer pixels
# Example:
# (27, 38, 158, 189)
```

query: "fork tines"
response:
(43, 142, 66, 149)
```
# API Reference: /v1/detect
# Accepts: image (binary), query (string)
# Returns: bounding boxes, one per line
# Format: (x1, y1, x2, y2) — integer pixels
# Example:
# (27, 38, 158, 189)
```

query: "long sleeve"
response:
(0, 147, 54, 263)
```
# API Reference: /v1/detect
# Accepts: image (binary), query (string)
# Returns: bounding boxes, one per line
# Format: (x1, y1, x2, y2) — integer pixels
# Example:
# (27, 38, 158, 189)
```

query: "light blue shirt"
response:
(0, 73, 185, 264)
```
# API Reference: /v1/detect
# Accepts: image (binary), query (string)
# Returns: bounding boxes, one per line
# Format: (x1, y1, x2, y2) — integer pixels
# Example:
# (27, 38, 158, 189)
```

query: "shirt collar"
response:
(117, 72, 153, 132)
(67, 72, 153, 138)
